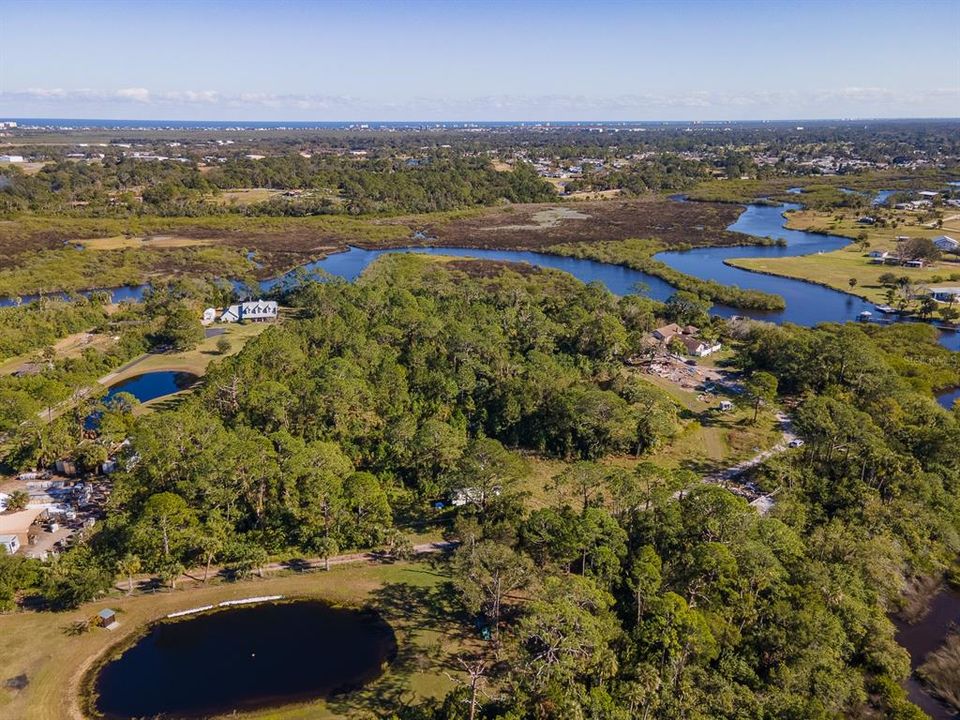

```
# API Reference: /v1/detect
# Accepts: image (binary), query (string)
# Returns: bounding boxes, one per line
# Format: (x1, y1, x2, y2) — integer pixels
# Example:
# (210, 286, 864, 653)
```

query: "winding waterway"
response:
(894, 588, 960, 720)
(258, 201, 960, 354)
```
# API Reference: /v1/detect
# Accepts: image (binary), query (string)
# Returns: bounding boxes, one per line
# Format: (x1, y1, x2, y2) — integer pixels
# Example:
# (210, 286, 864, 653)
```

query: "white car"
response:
(788, 439, 804, 448)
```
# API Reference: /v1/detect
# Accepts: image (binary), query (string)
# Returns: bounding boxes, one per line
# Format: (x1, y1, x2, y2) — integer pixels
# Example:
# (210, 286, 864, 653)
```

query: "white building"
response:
(0, 534, 20, 555)
(201, 308, 217, 325)
(929, 287, 960, 303)
(219, 300, 278, 323)
(679, 335, 722, 357)
(933, 235, 958, 254)
(0, 155, 24, 163)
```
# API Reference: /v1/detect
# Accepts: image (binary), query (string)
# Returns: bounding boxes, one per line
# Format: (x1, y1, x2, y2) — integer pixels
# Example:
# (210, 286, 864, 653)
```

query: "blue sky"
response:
(0, 0, 957, 120)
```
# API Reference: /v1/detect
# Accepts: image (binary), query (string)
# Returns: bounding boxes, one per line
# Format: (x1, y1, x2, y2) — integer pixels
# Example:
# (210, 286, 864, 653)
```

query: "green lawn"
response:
(729, 245, 960, 305)
(102, 321, 272, 390)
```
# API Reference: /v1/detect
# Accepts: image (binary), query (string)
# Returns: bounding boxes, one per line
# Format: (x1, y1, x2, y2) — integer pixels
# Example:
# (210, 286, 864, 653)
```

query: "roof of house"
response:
(0, 534, 18, 544)
(98, 608, 116, 618)
(653, 323, 683, 338)
(679, 335, 706, 353)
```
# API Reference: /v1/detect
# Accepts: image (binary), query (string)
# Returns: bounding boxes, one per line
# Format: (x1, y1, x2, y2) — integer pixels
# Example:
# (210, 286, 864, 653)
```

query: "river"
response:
(6, 199, 959, 368)
(894, 587, 960, 719)
(255, 200, 959, 354)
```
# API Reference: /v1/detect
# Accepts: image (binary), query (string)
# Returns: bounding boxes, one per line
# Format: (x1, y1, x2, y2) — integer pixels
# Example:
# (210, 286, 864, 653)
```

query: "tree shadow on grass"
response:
(325, 578, 472, 717)
(281, 557, 314, 573)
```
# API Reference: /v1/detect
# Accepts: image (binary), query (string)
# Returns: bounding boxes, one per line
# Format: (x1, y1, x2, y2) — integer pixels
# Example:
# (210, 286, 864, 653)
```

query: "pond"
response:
(92, 600, 397, 719)
(0, 284, 148, 308)
(103, 371, 198, 405)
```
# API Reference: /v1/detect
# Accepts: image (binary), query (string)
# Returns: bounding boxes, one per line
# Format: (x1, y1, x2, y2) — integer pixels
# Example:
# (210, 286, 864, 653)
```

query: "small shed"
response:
(0, 534, 20, 555)
(97, 608, 118, 629)
(719, 400, 734, 412)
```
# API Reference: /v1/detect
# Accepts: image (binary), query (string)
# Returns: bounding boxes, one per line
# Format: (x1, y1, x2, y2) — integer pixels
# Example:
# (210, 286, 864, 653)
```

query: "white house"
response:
(933, 235, 958, 254)
(219, 300, 278, 323)
(451, 486, 500, 507)
(201, 308, 217, 325)
(0, 155, 24, 163)
(929, 287, 960, 303)
(868, 250, 890, 264)
(679, 335, 722, 357)
(0, 535, 20, 555)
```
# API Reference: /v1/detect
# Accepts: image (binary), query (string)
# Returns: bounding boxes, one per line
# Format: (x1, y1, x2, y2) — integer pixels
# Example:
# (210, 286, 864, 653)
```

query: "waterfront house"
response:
(930, 287, 960, 303)
(933, 235, 958, 253)
(97, 608, 118, 628)
(868, 250, 890, 264)
(652, 323, 684, 342)
(678, 335, 722, 357)
(219, 300, 278, 323)
(0, 535, 20, 555)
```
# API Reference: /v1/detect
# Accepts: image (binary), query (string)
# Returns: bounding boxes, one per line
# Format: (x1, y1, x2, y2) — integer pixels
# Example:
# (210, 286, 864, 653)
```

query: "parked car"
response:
(788, 439, 805, 448)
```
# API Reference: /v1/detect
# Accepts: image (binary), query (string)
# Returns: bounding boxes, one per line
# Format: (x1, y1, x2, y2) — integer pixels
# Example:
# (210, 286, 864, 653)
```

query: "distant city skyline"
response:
(1, 0, 958, 121)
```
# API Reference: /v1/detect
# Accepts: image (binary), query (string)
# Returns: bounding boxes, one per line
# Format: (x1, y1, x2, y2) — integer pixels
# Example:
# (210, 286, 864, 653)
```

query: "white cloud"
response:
(1, 86, 957, 119)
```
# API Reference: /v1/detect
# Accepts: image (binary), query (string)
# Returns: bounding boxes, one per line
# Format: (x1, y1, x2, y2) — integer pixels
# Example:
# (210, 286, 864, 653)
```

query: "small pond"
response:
(92, 600, 397, 719)
(0, 284, 148, 308)
(103, 371, 198, 405)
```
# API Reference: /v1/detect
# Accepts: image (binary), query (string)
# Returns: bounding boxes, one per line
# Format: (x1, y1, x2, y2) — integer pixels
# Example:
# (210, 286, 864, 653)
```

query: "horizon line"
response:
(4, 115, 960, 125)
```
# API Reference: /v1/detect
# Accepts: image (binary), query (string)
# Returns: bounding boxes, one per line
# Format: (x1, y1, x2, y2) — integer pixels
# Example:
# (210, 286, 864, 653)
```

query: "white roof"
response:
(0, 534, 18, 543)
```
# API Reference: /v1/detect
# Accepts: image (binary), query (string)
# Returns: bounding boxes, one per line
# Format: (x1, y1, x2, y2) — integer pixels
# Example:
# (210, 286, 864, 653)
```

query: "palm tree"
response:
(116, 554, 141, 595)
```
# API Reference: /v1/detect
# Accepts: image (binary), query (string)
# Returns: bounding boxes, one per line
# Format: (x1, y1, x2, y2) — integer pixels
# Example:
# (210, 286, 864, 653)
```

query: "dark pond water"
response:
(104, 371, 198, 404)
(893, 587, 960, 720)
(93, 600, 397, 719)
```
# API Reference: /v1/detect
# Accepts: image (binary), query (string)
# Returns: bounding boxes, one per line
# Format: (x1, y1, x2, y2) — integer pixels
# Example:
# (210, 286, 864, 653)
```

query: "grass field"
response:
(0, 332, 116, 376)
(729, 249, 958, 304)
(639, 372, 782, 474)
(784, 207, 958, 246)
(78, 235, 215, 251)
(102, 321, 272, 388)
(724, 206, 960, 304)
(210, 188, 285, 205)
(0, 561, 461, 720)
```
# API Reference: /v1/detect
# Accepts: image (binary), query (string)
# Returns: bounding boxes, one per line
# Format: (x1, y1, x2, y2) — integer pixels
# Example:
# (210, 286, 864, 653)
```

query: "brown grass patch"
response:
(398, 199, 745, 251)
(918, 633, 960, 711)
(445, 258, 543, 278)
